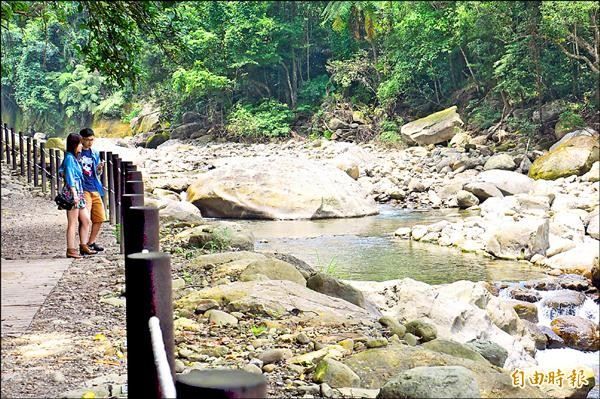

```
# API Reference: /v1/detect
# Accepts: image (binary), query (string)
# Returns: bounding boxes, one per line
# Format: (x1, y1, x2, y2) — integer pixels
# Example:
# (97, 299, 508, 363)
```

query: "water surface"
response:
(237, 206, 549, 284)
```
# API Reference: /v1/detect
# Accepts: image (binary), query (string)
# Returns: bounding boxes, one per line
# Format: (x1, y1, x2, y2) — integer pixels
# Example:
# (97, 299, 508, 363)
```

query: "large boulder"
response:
(44, 137, 65, 151)
(344, 345, 543, 397)
(484, 218, 549, 260)
(307, 273, 380, 315)
(186, 157, 378, 220)
(313, 358, 361, 388)
(475, 170, 534, 196)
(157, 198, 203, 222)
(377, 366, 480, 399)
(400, 106, 464, 146)
(171, 122, 204, 140)
(347, 279, 537, 369)
(550, 316, 600, 351)
(549, 127, 597, 151)
(130, 103, 161, 135)
(239, 258, 306, 286)
(544, 239, 600, 276)
(529, 135, 599, 180)
(176, 280, 374, 326)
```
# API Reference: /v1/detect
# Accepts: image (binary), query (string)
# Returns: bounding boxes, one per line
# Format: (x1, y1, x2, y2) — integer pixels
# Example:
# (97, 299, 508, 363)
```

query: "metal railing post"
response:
(40, 142, 47, 193)
(125, 251, 174, 399)
(107, 152, 115, 225)
(4, 125, 10, 163)
(100, 151, 109, 216)
(11, 128, 17, 169)
(0, 123, 4, 162)
(49, 149, 56, 199)
(26, 136, 32, 183)
(113, 154, 122, 226)
(18, 132, 24, 176)
(127, 170, 143, 181)
(55, 151, 62, 193)
(123, 206, 159, 257)
(33, 140, 39, 186)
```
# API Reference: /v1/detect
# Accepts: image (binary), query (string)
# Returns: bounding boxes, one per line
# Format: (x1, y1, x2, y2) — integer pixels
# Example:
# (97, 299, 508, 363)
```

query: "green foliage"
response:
(226, 100, 294, 138)
(2, 1, 599, 139)
(250, 324, 267, 337)
(201, 227, 232, 253)
(378, 131, 401, 144)
(467, 101, 502, 131)
(121, 104, 143, 124)
(298, 75, 331, 105)
(93, 91, 125, 119)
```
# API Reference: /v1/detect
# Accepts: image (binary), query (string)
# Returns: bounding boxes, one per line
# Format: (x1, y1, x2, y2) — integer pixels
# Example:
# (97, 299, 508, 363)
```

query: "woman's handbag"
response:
(55, 186, 75, 210)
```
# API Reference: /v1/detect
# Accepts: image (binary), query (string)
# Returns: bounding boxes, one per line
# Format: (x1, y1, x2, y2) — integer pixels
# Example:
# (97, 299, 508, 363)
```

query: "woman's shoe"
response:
(79, 244, 98, 256)
(66, 248, 82, 259)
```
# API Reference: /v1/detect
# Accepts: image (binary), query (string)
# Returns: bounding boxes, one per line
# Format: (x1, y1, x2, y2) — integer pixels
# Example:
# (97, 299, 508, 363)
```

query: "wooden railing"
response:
(0, 122, 266, 398)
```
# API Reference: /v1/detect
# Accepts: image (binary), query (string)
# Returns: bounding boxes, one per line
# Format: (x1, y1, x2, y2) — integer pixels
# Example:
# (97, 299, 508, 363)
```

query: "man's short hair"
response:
(80, 127, 95, 138)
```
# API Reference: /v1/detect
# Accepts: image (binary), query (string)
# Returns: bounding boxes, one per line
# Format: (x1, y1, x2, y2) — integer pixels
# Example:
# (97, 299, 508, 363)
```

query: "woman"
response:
(60, 133, 97, 258)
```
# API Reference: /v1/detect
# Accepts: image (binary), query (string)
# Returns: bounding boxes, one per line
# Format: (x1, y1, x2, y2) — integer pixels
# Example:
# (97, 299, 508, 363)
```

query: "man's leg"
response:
(88, 192, 106, 250)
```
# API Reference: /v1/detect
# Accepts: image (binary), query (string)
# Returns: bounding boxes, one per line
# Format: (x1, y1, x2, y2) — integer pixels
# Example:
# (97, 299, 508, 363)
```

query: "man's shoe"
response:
(88, 242, 104, 252)
(80, 244, 98, 256)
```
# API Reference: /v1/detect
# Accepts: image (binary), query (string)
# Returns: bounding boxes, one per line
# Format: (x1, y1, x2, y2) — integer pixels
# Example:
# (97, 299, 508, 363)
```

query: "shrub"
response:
(226, 100, 293, 138)
(467, 101, 502, 131)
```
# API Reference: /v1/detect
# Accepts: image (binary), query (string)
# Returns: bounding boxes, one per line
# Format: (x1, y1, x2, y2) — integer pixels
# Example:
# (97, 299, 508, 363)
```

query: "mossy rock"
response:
(146, 132, 170, 149)
(554, 112, 584, 140)
(422, 339, 489, 364)
(45, 137, 65, 151)
(529, 135, 599, 180)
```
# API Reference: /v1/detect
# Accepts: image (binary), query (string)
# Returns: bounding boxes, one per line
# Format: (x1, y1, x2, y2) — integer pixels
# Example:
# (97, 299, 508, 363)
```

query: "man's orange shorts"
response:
(83, 191, 106, 223)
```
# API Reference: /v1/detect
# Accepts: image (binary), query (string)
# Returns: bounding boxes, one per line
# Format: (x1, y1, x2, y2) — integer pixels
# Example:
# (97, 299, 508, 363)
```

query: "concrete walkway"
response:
(1, 258, 71, 336)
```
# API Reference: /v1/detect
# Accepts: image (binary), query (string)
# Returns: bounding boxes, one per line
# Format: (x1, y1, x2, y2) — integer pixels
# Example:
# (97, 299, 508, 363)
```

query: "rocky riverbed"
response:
(2, 118, 598, 398)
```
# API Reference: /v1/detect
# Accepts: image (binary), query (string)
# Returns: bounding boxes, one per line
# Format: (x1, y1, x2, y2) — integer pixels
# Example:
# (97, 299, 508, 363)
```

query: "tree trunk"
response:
(460, 46, 479, 92)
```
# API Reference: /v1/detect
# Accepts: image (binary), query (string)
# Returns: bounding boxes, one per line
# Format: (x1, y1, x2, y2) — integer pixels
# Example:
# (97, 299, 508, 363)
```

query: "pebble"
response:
(296, 332, 311, 344)
(243, 364, 263, 374)
(262, 364, 277, 373)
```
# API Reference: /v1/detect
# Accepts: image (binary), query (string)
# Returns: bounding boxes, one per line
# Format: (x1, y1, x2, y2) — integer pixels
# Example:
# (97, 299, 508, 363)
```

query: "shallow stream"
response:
(240, 206, 548, 284)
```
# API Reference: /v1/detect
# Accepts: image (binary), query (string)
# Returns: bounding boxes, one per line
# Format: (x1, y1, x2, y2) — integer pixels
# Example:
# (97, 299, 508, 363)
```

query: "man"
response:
(79, 128, 106, 253)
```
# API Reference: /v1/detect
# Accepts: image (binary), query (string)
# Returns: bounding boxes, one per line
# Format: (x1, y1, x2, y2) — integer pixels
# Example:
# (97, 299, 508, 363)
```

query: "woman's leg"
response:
(66, 208, 79, 249)
(78, 207, 92, 245)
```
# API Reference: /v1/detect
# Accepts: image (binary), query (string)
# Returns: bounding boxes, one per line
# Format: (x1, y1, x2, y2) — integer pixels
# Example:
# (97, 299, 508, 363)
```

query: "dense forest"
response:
(1, 1, 598, 143)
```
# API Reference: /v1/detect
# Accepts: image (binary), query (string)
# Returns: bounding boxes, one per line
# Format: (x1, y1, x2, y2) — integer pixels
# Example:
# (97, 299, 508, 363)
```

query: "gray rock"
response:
(521, 320, 548, 350)
(171, 122, 204, 139)
(405, 320, 437, 343)
(182, 111, 203, 124)
(258, 348, 293, 365)
(241, 258, 307, 286)
(313, 358, 361, 388)
(508, 287, 541, 303)
(483, 154, 516, 171)
(475, 170, 533, 195)
(400, 106, 464, 146)
(205, 309, 238, 326)
(366, 338, 388, 348)
(377, 366, 480, 399)
(463, 182, 504, 201)
(422, 339, 489, 364)
(307, 273, 379, 315)
(538, 325, 566, 349)
(403, 333, 418, 346)
(243, 364, 263, 374)
(194, 299, 220, 314)
(456, 190, 479, 209)
(378, 316, 406, 338)
(541, 289, 586, 310)
(465, 339, 508, 367)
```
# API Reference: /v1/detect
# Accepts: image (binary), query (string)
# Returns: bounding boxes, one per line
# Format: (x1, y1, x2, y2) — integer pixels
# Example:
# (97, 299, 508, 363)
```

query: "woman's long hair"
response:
(65, 133, 82, 156)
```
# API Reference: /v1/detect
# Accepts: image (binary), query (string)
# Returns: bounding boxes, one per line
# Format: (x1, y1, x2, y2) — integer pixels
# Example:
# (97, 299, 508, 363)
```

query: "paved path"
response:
(1, 258, 72, 336)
